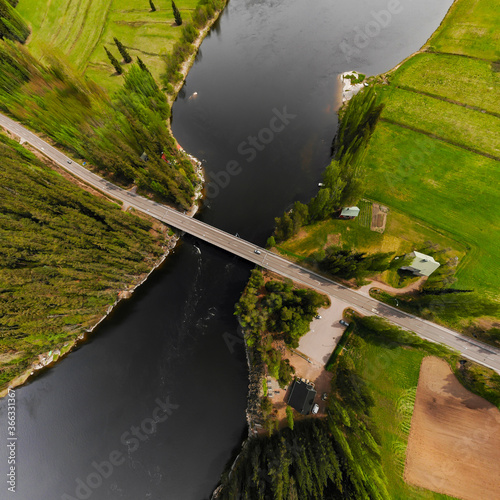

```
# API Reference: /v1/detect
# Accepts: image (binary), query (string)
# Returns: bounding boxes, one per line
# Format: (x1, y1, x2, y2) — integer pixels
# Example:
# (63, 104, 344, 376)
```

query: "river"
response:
(0, 0, 453, 498)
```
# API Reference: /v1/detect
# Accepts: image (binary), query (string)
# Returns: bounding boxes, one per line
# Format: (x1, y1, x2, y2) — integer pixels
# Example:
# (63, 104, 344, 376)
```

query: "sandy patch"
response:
(404, 357, 500, 500)
(340, 71, 365, 102)
(272, 351, 333, 422)
(0, 352, 23, 364)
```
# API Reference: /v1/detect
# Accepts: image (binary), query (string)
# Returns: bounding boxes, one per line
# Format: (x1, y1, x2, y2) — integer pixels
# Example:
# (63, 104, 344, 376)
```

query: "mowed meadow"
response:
(362, 0, 500, 297)
(18, 0, 199, 92)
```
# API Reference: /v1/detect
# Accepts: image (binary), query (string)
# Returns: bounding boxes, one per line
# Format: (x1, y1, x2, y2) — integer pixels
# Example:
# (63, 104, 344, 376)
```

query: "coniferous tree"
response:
(113, 37, 132, 63)
(137, 57, 151, 74)
(171, 0, 182, 25)
(149, 0, 156, 11)
(104, 46, 123, 74)
(0, 0, 30, 42)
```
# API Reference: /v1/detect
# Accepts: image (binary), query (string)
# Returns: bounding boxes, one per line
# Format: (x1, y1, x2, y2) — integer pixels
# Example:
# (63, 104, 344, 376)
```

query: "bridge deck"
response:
(1, 112, 499, 374)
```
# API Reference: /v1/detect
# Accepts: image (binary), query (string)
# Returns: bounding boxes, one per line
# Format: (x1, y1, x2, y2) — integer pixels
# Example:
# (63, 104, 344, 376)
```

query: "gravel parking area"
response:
(297, 298, 350, 365)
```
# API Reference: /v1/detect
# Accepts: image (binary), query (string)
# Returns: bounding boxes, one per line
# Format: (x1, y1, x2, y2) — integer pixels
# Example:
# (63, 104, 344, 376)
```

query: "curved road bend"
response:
(1, 112, 499, 374)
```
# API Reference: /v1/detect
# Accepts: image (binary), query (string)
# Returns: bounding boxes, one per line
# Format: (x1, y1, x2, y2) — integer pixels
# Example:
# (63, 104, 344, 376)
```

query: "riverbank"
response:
(0, 232, 178, 399)
(165, 1, 229, 207)
(213, 0, 500, 495)
(0, 3, 228, 397)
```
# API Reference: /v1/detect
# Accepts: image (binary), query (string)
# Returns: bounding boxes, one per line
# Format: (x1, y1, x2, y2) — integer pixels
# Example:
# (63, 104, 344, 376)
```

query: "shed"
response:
(400, 251, 441, 277)
(287, 379, 317, 415)
(339, 206, 360, 219)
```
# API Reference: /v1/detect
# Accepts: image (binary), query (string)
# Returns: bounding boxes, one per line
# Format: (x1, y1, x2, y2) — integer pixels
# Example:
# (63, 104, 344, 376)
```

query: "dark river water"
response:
(0, 1, 453, 498)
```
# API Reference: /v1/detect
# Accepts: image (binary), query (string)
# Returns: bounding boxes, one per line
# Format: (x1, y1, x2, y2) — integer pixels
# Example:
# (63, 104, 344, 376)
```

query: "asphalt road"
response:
(2, 112, 499, 374)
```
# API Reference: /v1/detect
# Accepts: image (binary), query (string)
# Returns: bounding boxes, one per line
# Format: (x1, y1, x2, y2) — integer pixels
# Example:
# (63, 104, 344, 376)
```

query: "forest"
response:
(235, 270, 327, 387)
(0, 132, 169, 388)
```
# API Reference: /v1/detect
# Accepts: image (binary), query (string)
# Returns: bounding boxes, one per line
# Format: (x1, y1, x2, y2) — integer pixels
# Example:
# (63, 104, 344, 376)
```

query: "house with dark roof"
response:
(287, 379, 317, 415)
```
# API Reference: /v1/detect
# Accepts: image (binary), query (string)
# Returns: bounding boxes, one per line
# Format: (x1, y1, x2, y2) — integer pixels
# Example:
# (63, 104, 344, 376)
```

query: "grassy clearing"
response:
(426, 0, 500, 60)
(19, 0, 114, 70)
(390, 53, 500, 114)
(279, 203, 466, 265)
(18, 0, 199, 92)
(363, 121, 499, 296)
(378, 86, 500, 158)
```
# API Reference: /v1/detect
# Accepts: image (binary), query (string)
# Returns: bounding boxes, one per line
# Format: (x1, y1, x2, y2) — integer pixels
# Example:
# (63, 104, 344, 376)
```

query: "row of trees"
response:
(104, 38, 133, 74)
(235, 270, 327, 387)
(104, 0, 185, 76)
(162, 0, 226, 87)
(0, 40, 197, 209)
(274, 87, 384, 242)
(0, 0, 29, 43)
(317, 247, 396, 281)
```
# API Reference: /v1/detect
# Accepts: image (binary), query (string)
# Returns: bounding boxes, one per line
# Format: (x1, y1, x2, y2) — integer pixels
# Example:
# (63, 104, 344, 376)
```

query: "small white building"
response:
(400, 251, 440, 277)
(339, 206, 360, 219)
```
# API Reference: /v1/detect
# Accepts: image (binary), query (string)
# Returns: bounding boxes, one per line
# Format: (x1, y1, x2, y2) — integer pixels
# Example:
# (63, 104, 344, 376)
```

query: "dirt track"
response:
(404, 357, 500, 500)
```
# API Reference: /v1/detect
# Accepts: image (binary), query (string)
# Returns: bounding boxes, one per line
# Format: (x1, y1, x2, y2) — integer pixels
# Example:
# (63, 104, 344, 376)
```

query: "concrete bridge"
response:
(1, 112, 499, 374)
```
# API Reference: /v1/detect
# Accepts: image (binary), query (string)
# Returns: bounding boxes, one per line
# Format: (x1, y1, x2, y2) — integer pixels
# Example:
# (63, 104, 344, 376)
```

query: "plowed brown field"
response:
(404, 357, 500, 500)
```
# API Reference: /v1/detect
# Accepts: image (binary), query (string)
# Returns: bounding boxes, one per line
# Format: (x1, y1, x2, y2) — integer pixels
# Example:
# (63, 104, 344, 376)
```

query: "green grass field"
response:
(279, 202, 466, 278)
(379, 87, 499, 158)
(390, 53, 500, 114)
(355, 0, 500, 299)
(18, 0, 199, 92)
(363, 121, 499, 295)
(426, 0, 500, 60)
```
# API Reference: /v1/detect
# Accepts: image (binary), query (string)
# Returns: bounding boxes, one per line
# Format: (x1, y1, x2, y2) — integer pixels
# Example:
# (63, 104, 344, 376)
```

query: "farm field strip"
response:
(427, 0, 500, 60)
(379, 87, 500, 158)
(404, 357, 500, 500)
(390, 53, 500, 115)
